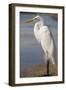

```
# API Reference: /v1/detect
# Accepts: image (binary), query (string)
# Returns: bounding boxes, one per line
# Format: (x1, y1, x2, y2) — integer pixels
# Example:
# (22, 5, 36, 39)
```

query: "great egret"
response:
(26, 15, 56, 75)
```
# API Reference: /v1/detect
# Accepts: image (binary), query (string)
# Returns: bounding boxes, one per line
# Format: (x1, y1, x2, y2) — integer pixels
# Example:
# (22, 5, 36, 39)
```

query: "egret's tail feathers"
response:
(42, 54, 47, 64)
(50, 56, 55, 65)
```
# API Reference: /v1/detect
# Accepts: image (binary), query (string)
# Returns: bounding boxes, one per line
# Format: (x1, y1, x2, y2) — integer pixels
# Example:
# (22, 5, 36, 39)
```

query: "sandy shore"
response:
(20, 63, 57, 77)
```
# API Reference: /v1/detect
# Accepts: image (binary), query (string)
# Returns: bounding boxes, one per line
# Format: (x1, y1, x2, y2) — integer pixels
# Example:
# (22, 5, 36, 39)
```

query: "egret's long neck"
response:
(34, 20, 43, 32)
(34, 19, 43, 43)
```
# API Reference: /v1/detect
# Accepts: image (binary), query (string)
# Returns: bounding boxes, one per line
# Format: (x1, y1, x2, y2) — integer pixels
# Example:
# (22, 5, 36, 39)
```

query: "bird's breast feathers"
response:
(34, 25, 53, 47)
(38, 26, 50, 39)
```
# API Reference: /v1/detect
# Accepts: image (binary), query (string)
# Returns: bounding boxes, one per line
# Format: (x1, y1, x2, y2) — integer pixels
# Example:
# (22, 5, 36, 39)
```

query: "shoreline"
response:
(20, 63, 57, 77)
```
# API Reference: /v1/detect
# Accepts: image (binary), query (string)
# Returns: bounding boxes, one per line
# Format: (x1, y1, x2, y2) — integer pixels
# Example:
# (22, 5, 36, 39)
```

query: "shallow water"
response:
(20, 13, 58, 72)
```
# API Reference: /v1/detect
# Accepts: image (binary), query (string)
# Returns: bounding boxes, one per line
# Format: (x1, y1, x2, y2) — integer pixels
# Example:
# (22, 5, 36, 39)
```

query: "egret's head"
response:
(33, 15, 41, 21)
(25, 15, 41, 23)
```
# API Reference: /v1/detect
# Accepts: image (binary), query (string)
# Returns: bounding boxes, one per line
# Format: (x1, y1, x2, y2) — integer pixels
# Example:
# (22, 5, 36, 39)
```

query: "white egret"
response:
(26, 15, 56, 75)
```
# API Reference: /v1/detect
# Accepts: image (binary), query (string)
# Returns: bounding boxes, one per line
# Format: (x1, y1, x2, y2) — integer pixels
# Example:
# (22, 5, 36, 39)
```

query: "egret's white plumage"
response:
(26, 15, 56, 64)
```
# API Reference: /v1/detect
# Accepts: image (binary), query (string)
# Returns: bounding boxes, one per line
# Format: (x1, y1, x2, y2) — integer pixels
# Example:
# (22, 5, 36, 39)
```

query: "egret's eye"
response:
(35, 18, 40, 21)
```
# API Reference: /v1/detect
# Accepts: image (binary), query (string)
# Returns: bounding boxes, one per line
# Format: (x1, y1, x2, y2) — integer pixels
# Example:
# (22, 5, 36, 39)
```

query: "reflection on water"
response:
(20, 13, 58, 72)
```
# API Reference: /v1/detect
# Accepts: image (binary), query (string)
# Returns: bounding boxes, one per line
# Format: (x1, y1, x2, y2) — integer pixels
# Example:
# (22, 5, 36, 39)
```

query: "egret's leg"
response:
(47, 60, 50, 76)
(43, 51, 50, 76)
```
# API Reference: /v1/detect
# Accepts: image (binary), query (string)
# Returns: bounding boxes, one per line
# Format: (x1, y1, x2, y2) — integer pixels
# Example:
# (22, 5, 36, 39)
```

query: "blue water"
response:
(20, 13, 58, 71)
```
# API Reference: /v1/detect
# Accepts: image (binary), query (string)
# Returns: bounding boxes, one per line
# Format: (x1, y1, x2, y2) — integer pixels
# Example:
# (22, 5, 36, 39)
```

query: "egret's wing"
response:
(39, 26, 54, 56)
(39, 26, 56, 64)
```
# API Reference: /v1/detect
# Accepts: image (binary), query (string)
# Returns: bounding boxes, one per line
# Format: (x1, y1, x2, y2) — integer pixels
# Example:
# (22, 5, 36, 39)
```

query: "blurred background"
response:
(20, 12, 58, 77)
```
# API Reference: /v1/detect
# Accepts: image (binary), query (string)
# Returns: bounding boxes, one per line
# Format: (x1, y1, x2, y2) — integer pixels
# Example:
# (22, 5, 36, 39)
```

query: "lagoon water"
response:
(20, 13, 58, 72)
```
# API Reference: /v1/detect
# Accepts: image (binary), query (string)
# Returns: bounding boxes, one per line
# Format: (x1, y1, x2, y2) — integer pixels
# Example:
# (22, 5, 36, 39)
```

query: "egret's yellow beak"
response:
(25, 18, 34, 23)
